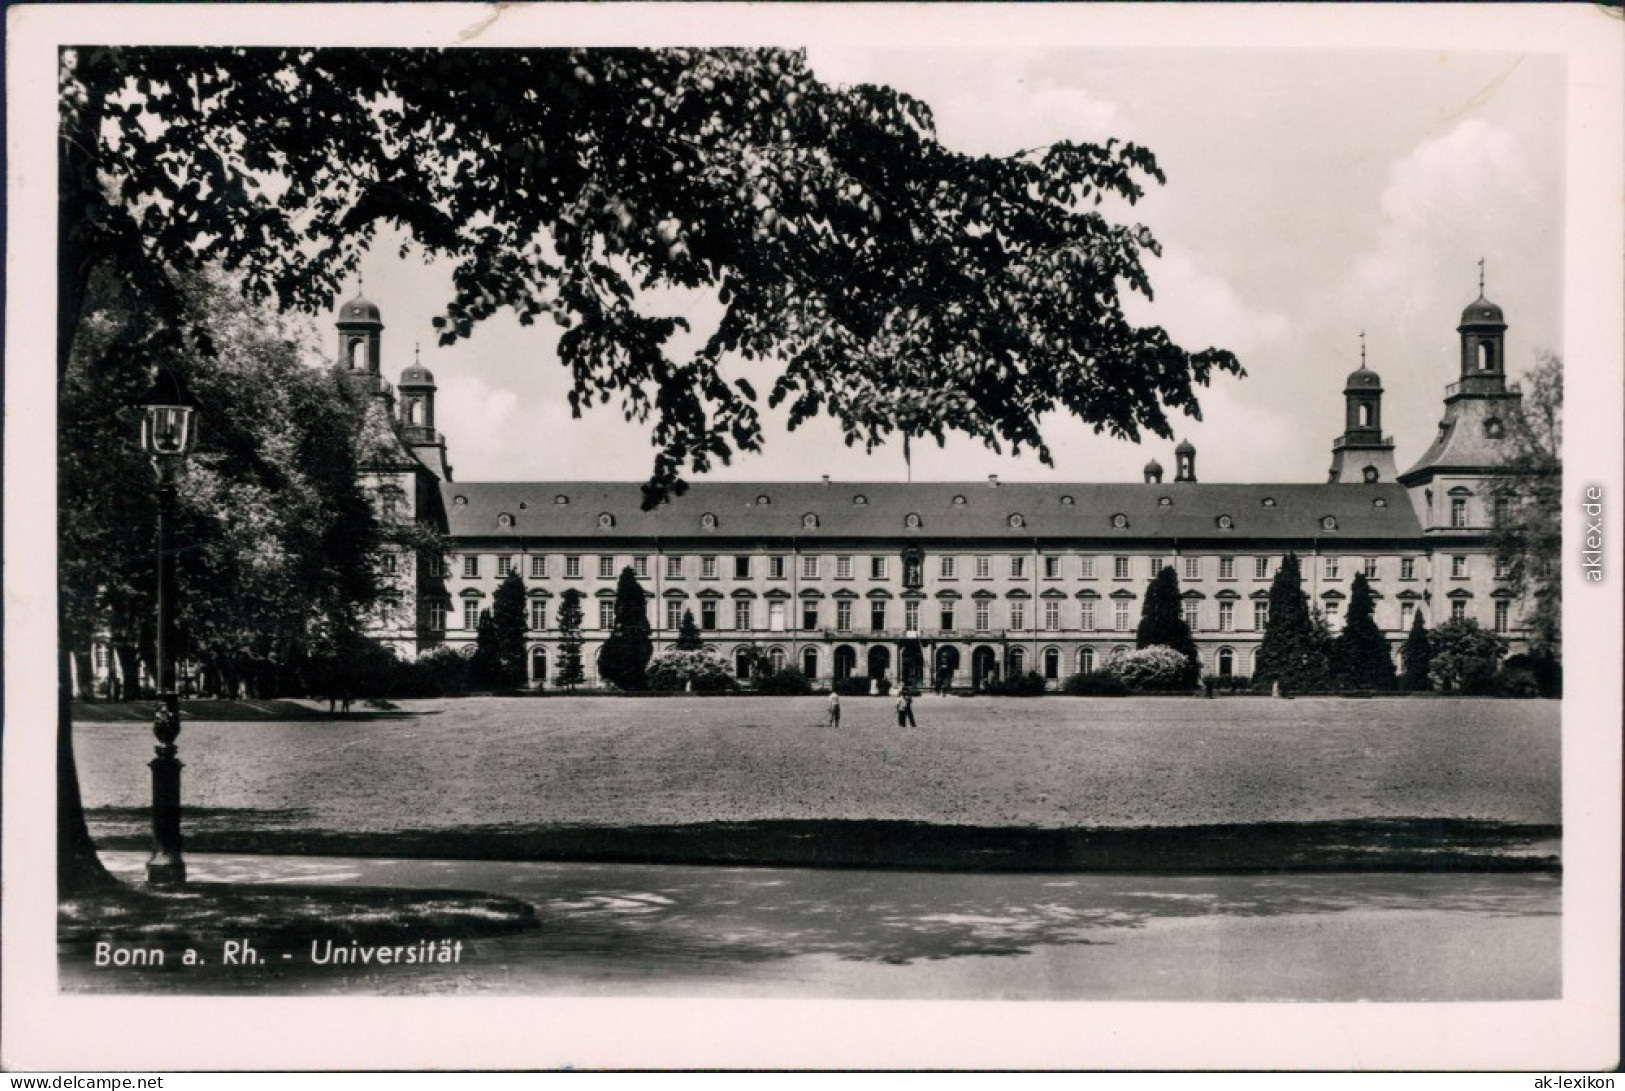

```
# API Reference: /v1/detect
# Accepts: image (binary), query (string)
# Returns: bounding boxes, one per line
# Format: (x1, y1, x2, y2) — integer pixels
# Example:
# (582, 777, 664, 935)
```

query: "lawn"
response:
(75, 695, 1558, 836)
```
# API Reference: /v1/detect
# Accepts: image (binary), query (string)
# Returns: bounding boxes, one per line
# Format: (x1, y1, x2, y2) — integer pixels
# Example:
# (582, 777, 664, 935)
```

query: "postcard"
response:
(5, 2, 1621, 1073)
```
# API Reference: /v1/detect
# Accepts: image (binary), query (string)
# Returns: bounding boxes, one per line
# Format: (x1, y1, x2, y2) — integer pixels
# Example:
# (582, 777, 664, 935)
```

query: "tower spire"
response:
(1359, 329, 1366, 367)
(1477, 257, 1485, 297)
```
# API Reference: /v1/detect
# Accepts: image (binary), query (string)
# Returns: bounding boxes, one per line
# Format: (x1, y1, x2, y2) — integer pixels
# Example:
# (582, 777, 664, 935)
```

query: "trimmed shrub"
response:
(983, 670, 1049, 697)
(753, 667, 812, 696)
(1104, 645, 1196, 693)
(394, 646, 471, 697)
(645, 649, 737, 693)
(1062, 672, 1130, 697)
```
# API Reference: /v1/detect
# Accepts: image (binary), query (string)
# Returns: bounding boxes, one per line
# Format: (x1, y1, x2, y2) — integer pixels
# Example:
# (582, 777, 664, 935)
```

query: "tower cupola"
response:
(1173, 440, 1197, 483)
(336, 292, 384, 380)
(1143, 458, 1164, 484)
(1456, 261, 1507, 395)
(1328, 332, 1397, 484)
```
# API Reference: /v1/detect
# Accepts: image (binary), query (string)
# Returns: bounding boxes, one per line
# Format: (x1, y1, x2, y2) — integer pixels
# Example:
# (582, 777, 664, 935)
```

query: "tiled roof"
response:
(1400, 392, 1520, 482)
(441, 480, 1422, 542)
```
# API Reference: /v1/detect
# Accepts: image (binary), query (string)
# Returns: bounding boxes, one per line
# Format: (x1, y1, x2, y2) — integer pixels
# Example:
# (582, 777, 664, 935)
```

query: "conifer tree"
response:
(675, 608, 704, 651)
(1254, 553, 1329, 692)
(556, 588, 586, 691)
(1135, 566, 1200, 687)
(599, 567, 654, 690)
(477, 571, 529, 690)
(1333, 572, 1396, 690)
(1401, 607, 1431, 692)
(469, 609, 497, 690)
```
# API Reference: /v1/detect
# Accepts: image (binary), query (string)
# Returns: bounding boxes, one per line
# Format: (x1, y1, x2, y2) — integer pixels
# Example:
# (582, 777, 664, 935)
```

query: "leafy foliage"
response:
(980, 671, 1050, 697)
(1429, 618, 1507, 695)
(1488, 352, 1561, 656)
(555, 589, 586, 690)
(1102, 645, 1194, 693)
(1135, 566, 1200, 686)
(645, 648, 737, 692)
(1401, 609, 1432, 692)
(61, 46, 1241, 508)
(1253, 554, 1330, 693)
(599, 568, 654, 690)
(674, 609, 704, 651)
(1332, 573, 1396, 691)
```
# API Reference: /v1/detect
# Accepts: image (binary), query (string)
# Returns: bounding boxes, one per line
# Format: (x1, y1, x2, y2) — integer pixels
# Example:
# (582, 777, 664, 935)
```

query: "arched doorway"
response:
(899, 642, 924, 687)
(834, 645, 856, 681)
(768, 647, 786, 673)
(1043, 647, 1060, 681)
(1078, 647, 1095, 674)
(735, 647, 755, 680)
(530, 647, 547, 685)
(935, 645, 961, 691)
(867, 645, 891, 681)
(1008, 646, 1026, 676)
(1217, 647, 1235, 678)
(972, 646, 998, 690)
(801, 647, 819, 680)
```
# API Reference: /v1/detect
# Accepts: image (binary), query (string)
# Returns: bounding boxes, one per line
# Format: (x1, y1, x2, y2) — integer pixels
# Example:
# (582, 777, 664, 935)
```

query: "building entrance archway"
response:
(935, 645, 961, 690)
(972, 646, 998, 690)
(834, 645, 856, 681)
(899, 642, 924, 687)
(867, 645, 891, 681)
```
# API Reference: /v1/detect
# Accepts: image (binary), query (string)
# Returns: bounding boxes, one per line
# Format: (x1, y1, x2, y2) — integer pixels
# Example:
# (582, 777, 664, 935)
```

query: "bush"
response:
(1062, 672, 1130, 697)
(1104, 645, 1197, 693)
(392, 646, 472, 698)
(752, 667, 812, 696)
(1494, 666, 1541, 698)
(645, 649, 737, 692)
(982, 670, 1049, 697)
(1205, 674, 1254, 694)
(1503, 652, 1562, 698)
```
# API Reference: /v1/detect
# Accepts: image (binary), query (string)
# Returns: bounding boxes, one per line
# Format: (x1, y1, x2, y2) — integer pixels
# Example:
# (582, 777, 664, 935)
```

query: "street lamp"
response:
(140, 369, 198, 886)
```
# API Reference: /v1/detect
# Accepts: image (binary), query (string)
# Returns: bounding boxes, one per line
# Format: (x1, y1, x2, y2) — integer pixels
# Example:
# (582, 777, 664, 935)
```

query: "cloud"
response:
(435, 375, 520, 472)
(1126, 251, 1291, 359)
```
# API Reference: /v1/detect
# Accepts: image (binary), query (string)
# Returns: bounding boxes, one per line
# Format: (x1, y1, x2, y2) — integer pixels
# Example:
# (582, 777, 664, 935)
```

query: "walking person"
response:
(828, 691, 841, 728)
(896, 689, 917, 727)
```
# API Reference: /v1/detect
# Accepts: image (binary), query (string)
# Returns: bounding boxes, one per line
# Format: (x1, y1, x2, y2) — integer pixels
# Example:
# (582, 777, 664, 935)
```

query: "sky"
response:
(346, 46, 1565, 488)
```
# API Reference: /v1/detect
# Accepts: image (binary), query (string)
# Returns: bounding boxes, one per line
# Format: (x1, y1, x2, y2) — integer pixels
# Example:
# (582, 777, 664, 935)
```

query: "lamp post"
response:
(140, 369, 198, 886)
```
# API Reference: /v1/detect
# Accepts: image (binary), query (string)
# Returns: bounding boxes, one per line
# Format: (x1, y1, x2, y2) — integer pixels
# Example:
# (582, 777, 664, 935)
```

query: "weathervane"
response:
(1359, 329, 1366, 367)
(1478, 257, 1486, 296)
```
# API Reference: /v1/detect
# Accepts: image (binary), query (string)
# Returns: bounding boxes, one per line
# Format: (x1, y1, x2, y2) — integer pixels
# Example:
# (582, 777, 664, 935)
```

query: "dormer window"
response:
(1362, 466, 1380, 483)
(1321, 516, 1339, 531)
(1216, 514, 1234, 530)
(802, 513, 819, 529)
(497, 513, 515, 528)
(1008, 514, 1026, 529)
(905, 513, 922, 529)
(1484, 417, 1504, 438)
(598, 513, 615, 528)
(1110, 514, 1129, 529)
(554, 494, 569, 505)
(701, 513, 718, 529)
(756, 494, 771, 505)
(853, 495, 868, 505)
(1059, 495, 1075, 506)
(453, 495, 468, 506)
(952, 495, 967, 506)
(1261, 497, 1276, 508)
(1158, 497, 1172, 507)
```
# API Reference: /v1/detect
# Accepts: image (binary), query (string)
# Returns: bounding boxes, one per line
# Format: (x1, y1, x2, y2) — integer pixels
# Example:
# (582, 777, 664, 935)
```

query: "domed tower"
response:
(1327, 336, 1398, 483)
(1456, 293, 1508, 394)
(336, 293, 384, 386)
(1143, 457, 1164, 484)
(1173, 440, 1197, 483)
(1399, 272, 1525, 533)
(397, 346, 452, 480)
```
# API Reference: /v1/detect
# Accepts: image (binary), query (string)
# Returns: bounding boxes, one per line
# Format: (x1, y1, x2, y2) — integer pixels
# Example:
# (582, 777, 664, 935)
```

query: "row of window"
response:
(423, 594, 1511, 635)
(446, 553, 1494, 582)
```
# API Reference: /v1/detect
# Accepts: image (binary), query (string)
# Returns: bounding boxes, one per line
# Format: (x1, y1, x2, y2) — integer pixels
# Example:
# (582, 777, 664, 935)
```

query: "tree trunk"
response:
(59, 647, 117, 896)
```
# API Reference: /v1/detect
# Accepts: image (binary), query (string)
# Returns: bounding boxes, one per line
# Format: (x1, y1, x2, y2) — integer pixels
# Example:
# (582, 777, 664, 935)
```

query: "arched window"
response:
(735, 647, 754, 679)
(1478, 342, 1494, 371)
(349, 338, 368, 370)
(1358, 403, 1373, 427)
(407, 399, 424, 424)
(1043, 647, 1060, 681)
(1217, 647, 1235, 678)
(1078, 647, 1095, 674)
(801, 647, 819, 679)
(1008, 647, 1026, 675)
(530, 647, 547, 683)
(768, 647, 786, 673)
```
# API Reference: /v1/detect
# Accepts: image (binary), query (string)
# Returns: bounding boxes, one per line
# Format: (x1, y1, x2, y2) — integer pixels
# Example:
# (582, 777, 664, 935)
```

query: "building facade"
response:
(351, 287, 1530, 689)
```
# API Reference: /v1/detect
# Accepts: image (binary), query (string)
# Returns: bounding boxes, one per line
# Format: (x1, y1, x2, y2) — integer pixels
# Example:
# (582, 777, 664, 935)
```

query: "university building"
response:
(346, 287, 1530, 690)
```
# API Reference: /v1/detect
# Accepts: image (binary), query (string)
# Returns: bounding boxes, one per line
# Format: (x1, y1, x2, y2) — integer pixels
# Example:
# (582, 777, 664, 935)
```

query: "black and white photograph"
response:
(5, 2, 1621, 1073)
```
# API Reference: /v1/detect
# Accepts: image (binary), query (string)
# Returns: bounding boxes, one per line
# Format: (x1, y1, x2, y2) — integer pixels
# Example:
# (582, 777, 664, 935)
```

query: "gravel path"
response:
(74, 696, 1559, 833)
